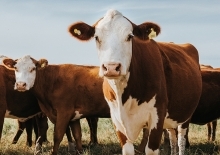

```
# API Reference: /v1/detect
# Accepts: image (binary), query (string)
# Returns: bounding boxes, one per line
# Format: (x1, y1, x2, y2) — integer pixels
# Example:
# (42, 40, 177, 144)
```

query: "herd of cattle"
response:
(0, 9, 220, 155)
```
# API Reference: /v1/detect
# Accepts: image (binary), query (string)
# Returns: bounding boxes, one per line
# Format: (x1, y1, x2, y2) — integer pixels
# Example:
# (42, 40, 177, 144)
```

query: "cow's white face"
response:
(94, 10, 133, 78)
(14, 55, 36, 91)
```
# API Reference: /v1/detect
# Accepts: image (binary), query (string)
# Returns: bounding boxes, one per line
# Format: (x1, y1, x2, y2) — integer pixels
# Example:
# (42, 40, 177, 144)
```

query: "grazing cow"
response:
(68, 9, 202, 155)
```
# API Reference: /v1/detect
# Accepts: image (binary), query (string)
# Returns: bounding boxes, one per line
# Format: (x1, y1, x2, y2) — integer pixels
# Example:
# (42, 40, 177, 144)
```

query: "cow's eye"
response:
(127, 34, 134, 41)
(95, 36, 100, 43)
(30, 67, 36, 72)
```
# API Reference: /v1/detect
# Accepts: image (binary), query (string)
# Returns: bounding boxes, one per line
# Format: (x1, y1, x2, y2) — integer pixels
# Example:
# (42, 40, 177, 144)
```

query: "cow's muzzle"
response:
(15, 82, 27, 92)
(102, 63, 121, 77)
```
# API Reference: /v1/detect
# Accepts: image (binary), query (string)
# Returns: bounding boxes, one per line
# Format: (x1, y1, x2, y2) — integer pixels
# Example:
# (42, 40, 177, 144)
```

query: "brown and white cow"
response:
(0, 65, 48, 151)
(2, 56, 111, 155)
(0, 55, 49, 147)
(68, 9, 202, 155)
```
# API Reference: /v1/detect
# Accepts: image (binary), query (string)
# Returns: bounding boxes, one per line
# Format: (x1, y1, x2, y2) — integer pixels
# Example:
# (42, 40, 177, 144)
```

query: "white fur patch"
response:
(108, 93, 158, 142)
(163, 113, 179, 128)
(145, 147, 159, 155)
(14, 55, 36, 90)
(71, 111, 83, 121)
(122, 140, 134, 155)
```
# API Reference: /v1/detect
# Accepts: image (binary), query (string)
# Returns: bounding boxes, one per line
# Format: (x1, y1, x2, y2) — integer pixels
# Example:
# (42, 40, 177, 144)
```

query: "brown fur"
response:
(0, 66, 48, 148)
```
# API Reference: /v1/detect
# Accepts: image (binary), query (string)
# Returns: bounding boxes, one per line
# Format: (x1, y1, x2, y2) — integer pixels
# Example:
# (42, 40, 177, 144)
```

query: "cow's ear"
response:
(2, 58, 16, 70)
(68, 22, 95, 41)
(133, 22, 161, 40)
(36, 59, 48, 69)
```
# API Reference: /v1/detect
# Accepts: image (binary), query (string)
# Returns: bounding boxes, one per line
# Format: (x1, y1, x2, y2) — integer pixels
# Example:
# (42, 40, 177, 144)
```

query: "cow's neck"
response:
(32, 65, 59, 101)
(122, 39, 161, 104)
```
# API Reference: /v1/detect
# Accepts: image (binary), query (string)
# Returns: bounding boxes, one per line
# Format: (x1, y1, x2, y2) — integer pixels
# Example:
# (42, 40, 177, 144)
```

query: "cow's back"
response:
(157, 42, 202, 123)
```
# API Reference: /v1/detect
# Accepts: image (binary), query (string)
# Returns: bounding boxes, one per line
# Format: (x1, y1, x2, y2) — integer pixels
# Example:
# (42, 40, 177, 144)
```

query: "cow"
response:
(68, 9, 202, 155)
(2, 56, 110, 155)
(0, 55, 49, 148)
(198, 64, 217, 142)
(185, 66, 220, 146)
(0, 65, 48, 151)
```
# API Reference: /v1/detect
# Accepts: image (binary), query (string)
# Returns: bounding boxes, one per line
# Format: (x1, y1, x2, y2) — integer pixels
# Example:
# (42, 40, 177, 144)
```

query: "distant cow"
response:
(185, 66, 220, 146)
(199, 64, 217, 142)
(68, 9, 202, 155)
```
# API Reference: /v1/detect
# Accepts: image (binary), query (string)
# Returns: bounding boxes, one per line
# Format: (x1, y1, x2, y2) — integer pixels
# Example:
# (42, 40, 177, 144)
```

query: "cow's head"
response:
(69, 9, 160, 79)
(2, 55, 48, 91)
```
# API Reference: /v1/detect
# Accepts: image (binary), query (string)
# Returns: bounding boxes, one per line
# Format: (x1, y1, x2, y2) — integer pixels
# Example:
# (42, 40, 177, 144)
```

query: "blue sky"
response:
(0, 1, 220, 67)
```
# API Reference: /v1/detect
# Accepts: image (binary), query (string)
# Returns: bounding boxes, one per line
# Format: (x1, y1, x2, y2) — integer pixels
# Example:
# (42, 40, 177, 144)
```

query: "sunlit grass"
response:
(0, 118, 219, 154)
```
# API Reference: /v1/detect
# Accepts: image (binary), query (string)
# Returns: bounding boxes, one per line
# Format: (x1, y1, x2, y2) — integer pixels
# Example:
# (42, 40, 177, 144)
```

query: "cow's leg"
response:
(145, 121, 164, 155)
(12, 120, 25, 144)
(0, 104, 6, 140)
(69, 120, 83, 154)
(163, 129, 171, 154)
(212, 120, 217, 141)
(166, 128, 177, 155)
(86, 117, 98, 145)
(207, 122, 211, 141)
(34, 114, 49, 155)
(137, 128, 149, 153)
(33, 117, 39, 142)
(51, 114, 71, 155)
(65, 125, 75, 153)
(177, 124, 188, 155)
(116, 129, 134, 155)
(25, 118, 34, 147)
(185, 128, 190, 148)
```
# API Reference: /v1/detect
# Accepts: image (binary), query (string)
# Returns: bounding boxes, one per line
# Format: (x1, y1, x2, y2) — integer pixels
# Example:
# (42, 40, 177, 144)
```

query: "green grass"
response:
(0, 118, 219, 155)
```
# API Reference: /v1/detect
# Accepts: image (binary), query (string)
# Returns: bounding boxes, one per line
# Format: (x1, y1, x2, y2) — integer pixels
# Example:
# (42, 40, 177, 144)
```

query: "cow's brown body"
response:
(10, 63, 111, 154)
(0, 66, 48, 148)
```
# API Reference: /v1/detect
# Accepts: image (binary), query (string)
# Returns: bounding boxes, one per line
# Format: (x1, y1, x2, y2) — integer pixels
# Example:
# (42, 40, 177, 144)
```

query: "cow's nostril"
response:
(102, 64, 107, 71)
(116, 64, 121, 72)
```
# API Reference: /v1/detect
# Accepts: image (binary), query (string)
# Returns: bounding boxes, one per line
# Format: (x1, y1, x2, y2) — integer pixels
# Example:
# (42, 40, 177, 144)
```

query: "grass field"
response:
(0, 118, 219, 155)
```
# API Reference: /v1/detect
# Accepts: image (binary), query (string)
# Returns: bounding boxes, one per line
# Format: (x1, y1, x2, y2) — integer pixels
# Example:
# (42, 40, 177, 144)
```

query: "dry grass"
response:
(0, 118, 219, 155)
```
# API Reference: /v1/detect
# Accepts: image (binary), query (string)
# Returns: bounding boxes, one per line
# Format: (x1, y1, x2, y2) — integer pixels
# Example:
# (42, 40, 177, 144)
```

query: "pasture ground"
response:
(0, 118, 219, 155)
